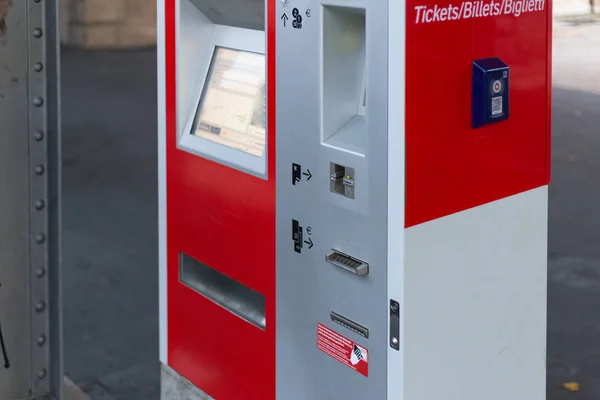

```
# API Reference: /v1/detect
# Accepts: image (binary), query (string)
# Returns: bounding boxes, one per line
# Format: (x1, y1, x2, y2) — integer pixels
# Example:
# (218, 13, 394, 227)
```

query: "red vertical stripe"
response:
(165, 1, 277, 398)
(546, 0, 553, 184)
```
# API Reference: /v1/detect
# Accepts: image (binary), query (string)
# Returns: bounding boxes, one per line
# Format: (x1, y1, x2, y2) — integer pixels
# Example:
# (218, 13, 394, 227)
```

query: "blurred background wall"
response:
(58, 0, 597, 49)
(555, 0, 599, 17)
(60, 0, 157, 48)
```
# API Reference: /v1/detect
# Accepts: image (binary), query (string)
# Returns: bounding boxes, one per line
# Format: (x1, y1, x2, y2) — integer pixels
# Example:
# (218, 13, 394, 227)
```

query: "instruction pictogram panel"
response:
(317, 323, 369, 377)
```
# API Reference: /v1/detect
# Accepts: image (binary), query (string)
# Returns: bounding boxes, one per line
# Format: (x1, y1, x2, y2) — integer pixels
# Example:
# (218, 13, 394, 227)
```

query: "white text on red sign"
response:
(414, 0, 545, 24)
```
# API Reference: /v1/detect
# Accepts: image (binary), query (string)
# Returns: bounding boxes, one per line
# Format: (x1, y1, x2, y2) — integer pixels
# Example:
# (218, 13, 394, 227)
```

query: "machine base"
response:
(161, 364, 214, 400)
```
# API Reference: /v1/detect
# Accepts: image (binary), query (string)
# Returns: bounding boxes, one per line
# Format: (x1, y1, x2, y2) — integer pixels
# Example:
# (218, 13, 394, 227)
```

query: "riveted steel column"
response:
(0, 0, 62, 398)
(28, 0, 62, 398)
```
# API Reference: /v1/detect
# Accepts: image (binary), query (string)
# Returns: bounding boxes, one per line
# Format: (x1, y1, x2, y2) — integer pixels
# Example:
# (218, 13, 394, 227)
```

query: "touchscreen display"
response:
(193, 47, 266, 158)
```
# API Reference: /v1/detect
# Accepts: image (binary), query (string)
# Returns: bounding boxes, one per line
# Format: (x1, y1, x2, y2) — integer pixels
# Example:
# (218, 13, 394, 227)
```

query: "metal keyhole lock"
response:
(390, 300, 400, 351)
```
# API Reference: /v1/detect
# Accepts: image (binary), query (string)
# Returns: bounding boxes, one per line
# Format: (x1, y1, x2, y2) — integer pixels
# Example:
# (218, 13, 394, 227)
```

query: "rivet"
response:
(38, 369, 47, 379)
(33, 63, 43, 72)
(35, 233, 45, 244)
(34, 131, 44, 141)
(390, 302, 399, 313)
(391, 337, 399, 346)
(33, 97, 44, 106)
(35, 199, 45, 210)
(36, 268, 46, 278)
(33, 28, 43, 38)
(35, 301, 46, 312)
(37, 335, 46, 346)
(35, 165, 45, 175)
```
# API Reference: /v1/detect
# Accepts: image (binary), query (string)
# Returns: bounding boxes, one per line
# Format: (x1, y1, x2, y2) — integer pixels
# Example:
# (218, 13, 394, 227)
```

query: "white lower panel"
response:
(403, 187, 547, 400)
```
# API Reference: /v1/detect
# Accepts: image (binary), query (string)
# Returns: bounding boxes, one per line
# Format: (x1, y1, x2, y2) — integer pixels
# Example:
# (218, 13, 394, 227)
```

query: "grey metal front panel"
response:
(0, 0, 62, 398)
(0, 0, 35, 395)
(276, 0, 390, 398)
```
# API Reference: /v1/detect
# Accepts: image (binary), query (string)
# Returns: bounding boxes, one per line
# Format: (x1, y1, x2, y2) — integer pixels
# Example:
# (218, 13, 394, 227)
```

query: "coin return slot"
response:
(326, 250, 369, 276)
(330, 311, 369, 339)
(330, 163, 355, 199)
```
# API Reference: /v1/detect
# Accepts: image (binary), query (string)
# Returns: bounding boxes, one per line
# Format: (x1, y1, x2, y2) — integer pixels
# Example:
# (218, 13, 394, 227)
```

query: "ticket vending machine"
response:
(158, 0, 551, 398)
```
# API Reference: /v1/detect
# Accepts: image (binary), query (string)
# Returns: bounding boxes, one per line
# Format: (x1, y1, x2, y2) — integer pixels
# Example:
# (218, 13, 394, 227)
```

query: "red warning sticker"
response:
(317, 323, 369, 377)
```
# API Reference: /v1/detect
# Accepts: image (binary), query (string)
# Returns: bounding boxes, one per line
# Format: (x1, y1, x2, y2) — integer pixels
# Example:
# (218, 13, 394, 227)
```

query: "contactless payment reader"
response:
(472, 57, 510, 128)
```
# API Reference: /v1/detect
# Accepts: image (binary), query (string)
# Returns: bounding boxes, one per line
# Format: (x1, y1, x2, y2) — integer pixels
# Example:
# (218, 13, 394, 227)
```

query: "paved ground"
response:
(547, 15, 600, 400)
(60, 16, 600, 400)
(61, 47, 160, 400)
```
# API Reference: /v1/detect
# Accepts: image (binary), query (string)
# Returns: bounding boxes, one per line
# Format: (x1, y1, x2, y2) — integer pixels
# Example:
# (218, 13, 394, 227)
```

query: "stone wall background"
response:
(58, 0, 599, 49)
(60, 0, 157, 48)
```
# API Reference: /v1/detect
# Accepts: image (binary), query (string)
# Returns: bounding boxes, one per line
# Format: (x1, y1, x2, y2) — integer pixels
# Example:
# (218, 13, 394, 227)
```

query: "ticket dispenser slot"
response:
(188, 0, 265, 31)
(179, 253, 266, 329)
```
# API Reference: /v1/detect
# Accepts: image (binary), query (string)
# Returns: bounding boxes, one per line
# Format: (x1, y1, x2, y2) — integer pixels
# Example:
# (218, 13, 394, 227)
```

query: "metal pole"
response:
(0, 0, 62, 398)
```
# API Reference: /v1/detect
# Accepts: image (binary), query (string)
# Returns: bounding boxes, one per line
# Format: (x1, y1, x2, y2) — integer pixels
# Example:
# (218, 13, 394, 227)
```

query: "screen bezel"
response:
(178, 24, 267, 178)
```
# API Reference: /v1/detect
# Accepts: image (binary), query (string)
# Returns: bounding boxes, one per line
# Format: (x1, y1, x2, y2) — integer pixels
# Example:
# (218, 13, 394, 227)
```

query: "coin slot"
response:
(326, 250, 368, 276)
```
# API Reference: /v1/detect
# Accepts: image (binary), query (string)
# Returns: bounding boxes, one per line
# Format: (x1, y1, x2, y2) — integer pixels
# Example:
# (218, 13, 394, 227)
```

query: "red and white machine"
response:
(158, 0, 551, 398)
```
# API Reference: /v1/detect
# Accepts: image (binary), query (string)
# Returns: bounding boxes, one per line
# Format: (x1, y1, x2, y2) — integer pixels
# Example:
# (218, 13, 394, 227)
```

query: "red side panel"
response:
(405, 1, 551, 228)
(165, 1, 276, 398)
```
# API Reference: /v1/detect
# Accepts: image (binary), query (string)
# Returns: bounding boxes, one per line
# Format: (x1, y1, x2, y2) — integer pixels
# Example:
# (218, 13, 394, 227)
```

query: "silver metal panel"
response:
(188, 0, 265, 31)
(0, 0, 35, 396)
(0, 0, 62, 398)
(276, 0, 390, 398)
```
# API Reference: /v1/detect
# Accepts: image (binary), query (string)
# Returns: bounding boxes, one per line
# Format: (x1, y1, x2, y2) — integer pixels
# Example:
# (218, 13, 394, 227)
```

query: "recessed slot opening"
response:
(321, 5, 367, 155)
(188, 0, 265, 31)
(326, 249, 369, 276)
(179, 252, 266, 329)
(330, 162, 355, 199)
(330, 312, 369, 339)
